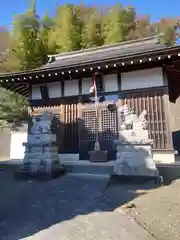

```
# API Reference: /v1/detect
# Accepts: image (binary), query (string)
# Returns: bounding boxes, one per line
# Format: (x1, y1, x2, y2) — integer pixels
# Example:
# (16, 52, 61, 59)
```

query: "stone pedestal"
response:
(112, 105, 162, 183)
(15, 111, 65, 180)
(113, 130, 160, 183)
(114, 139, 159, 177)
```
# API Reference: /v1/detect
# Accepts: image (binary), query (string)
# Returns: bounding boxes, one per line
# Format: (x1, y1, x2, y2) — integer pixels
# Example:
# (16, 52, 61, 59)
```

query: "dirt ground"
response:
(120, 180, 180, 240)
(1, 170, 180, 240)
(0, 172, 154, 240)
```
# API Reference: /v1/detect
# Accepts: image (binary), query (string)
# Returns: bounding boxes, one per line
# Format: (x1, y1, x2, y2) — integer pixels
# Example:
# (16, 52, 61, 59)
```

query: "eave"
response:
(1, 43, 180, 97)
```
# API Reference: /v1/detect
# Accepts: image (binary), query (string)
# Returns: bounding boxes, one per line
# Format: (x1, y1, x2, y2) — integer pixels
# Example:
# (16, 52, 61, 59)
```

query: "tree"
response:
(122, 6, 136, 41)
(12, 0, 48, 70)
(40, 12, 56, 55)
(0, 52, 7, 73)
(102, 4, 136, 45)
(102, 4, 125, 44)
(152, 18, 178, 45)
(130, 15, 153, 40)
(50, 4, 81, 53)
(0, 49, 21, 73)
(0, 89, 28, 130)
(81, 12, 103, 48)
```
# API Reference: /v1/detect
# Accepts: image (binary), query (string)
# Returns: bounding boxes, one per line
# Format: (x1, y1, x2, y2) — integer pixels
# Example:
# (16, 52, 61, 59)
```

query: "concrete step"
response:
(62, 162, 114, 175)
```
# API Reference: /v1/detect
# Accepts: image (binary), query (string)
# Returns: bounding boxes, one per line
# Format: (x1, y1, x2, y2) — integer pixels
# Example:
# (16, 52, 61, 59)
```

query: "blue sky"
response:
(1, 0, 180, 29)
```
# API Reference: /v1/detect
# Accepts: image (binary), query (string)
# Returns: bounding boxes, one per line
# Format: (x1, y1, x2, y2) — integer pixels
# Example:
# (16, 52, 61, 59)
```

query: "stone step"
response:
(62, 162, 114, 175)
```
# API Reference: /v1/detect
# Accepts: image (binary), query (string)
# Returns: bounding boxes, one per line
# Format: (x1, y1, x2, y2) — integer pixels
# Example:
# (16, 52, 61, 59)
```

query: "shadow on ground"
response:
(0, 171, 158, 240)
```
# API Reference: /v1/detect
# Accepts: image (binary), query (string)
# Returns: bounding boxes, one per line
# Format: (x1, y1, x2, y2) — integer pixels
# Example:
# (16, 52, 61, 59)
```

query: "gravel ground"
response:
(121, 180, 180, 240)
(0, 172, 154, 240)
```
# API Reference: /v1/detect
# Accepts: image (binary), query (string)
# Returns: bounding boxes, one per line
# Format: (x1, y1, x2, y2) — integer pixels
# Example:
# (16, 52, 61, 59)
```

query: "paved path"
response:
(0, 174, 155, 240)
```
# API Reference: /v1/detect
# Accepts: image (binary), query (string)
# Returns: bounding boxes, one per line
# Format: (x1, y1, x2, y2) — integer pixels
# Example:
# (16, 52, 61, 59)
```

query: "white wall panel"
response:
(31, 84, 42, 100)
(47, 82, 61, 98)
(104, 74, 118, 92)
(64, 80, 79, 96)
(121, 68, 164, 90)
(82, 77, 92, 94)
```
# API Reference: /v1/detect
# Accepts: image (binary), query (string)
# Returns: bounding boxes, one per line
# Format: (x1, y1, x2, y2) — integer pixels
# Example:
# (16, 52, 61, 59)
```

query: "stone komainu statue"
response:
(30, 111, 53, 134)
(118, 104, 147, 131)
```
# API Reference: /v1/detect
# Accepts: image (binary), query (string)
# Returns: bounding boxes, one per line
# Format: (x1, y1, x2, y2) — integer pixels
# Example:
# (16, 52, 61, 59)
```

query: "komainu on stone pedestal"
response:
(15, 111, 65, 180)
(114, 105, 160, 179)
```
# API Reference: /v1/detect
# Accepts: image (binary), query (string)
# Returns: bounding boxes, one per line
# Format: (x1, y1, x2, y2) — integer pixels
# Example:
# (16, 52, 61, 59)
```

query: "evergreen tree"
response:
(0, 89, 28, 130)
(102, 4, 136, 45)
(131, 16, 153, 40)
(40, 12, 56, 55)
(81, 12, 103, 48)
(0, 49, 21, 73)
(102, 4, 125, 44)
(152, 18, 178, 45)
(122, 6, 136, 41)
(50, 4, 81, 53)
(12, 0, 48, 70)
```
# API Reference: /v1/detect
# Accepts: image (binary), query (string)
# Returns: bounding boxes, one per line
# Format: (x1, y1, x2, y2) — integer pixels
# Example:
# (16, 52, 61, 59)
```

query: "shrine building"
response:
(1, 35, 180, 164)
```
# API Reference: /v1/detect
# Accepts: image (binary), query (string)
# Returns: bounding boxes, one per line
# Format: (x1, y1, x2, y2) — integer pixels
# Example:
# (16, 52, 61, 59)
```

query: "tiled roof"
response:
(0, 35, 180, 79)
(42, 36, 165, 69)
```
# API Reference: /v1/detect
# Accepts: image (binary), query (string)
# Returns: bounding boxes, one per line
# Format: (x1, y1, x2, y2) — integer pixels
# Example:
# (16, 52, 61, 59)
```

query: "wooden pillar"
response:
(117, 69, 121, 91)
(163, 87, 175, 150)
(77, 96, 83, 152)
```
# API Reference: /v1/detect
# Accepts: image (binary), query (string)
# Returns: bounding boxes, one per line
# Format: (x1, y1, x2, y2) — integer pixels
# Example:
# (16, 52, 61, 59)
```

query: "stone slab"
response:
(27, 134, 56, 144)
(59, 154, 79, 162)
(119, 130, 149, 141)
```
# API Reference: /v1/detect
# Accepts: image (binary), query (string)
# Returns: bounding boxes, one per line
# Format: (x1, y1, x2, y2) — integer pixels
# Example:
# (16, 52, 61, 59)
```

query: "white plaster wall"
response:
(10, 133, 27, 160)
(47, 82, 62, 98)
(104, 74, 118, 92)
(82, 77, 92, 95)
(64, 80, 79, 96)
(121, 68, 164, 90)
(31, 84, 42, 100)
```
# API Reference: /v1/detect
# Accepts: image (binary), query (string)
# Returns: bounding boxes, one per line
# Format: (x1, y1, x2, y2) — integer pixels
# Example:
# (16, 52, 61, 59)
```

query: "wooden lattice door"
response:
(79, 103, 118, 160)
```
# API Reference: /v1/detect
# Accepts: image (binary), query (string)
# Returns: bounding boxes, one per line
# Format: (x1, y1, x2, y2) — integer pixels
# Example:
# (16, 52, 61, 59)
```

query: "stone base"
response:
(14, 165, 66, 181)
(110, 174, 163, 185)
(114, 140, 159, 177)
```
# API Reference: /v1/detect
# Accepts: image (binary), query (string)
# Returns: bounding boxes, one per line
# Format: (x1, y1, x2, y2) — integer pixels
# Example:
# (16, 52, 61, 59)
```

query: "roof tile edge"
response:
(48, 35, 163, 61)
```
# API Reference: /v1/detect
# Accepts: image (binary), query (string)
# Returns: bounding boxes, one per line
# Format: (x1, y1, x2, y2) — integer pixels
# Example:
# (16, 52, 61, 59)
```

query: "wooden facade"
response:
(31, 85, 172, 160)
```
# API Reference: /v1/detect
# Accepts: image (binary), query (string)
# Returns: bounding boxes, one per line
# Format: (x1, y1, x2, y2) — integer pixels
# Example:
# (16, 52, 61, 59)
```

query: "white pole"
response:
(93, 73, 100, 151)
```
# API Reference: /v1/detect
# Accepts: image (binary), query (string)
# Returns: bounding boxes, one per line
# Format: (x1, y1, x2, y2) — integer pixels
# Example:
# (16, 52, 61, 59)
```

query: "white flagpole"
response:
(92, 73, 100, 151)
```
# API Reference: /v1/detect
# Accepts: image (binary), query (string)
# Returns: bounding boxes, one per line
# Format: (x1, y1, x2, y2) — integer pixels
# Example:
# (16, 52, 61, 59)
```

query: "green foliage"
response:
(121, 6, 136, 41)
(81, 12, 103, 48)
(39, 13, 56, 55)
(130, 16, 152, 39)
(50, 4, 81, 53)
(152, 18, 178, 46)
(102, 4, 136, 45)
(11, 0, 49, 70)
(102, 4, 125, 44)
(0, 88, 28, 130)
